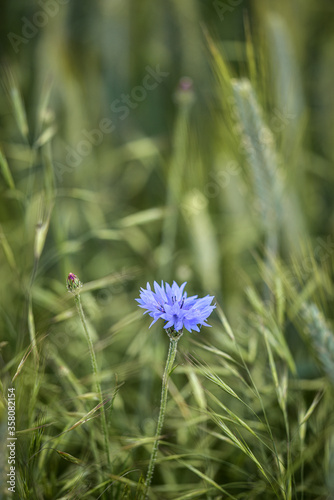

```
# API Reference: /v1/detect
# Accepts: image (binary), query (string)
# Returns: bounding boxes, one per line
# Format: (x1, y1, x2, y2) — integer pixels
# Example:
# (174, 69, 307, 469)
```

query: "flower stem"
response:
(144, 337, 179, 499)
(74, 293, 111, 468)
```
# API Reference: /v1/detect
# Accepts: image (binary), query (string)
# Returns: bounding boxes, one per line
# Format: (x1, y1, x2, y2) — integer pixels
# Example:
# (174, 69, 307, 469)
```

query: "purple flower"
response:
(136, 281, 216, 333)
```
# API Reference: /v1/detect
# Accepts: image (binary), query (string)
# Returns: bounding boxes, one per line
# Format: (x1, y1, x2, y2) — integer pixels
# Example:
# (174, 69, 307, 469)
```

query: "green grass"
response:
(1, 1, 334, 498)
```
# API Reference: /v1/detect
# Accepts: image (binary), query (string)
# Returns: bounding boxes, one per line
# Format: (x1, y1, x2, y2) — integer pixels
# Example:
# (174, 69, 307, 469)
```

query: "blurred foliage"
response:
(0, 0, 334, 498)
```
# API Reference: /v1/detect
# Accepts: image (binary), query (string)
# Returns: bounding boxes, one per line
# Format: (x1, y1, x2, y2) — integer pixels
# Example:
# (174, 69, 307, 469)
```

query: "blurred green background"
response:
(1, 0, 334, 498)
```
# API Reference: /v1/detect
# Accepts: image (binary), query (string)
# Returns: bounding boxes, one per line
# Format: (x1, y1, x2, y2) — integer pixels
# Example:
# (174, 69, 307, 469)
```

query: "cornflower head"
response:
(136, 281, 216, 337)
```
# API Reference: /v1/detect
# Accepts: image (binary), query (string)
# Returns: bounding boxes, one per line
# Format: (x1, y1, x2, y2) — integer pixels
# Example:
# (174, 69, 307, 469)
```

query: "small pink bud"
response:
(66, 273, 82, 293)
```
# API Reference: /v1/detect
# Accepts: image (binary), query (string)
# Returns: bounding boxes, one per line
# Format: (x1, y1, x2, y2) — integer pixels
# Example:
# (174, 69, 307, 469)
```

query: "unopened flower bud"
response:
(174, 77, 195, 107)
(66, 273, 82, 294)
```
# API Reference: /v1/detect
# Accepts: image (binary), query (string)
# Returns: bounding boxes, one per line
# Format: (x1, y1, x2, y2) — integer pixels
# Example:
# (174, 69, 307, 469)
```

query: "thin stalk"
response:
(144, 337, 179, 499)
(74, 293, 111, 469)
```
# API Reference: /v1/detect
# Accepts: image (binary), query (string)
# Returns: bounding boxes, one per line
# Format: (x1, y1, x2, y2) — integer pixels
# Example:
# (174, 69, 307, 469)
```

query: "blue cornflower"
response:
(136, 281, 216, 333)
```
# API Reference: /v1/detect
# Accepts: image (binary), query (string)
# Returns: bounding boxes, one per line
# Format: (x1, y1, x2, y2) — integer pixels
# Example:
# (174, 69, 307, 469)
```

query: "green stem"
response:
(144, 337, 179, 499)
(74, 293, 111, 469)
